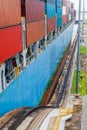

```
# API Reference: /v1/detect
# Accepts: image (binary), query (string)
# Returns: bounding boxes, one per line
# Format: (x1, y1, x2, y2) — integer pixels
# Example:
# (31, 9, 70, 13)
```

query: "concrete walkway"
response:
(40, 109, 59, 130)
(81, 95, 87, 130)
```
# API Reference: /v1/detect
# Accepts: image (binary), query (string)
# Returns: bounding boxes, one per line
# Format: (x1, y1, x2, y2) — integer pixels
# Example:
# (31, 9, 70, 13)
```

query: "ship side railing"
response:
(5, 70, 15, 84)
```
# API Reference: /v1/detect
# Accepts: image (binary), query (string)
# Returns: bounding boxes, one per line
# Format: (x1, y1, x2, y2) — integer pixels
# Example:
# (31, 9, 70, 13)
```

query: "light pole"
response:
(82, 0, 85, 34)
(76, 0, 81, 95)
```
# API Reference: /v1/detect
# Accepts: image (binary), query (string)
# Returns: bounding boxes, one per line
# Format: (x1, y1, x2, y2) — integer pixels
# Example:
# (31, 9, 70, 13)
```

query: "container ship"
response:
(0, 0, 76, 116)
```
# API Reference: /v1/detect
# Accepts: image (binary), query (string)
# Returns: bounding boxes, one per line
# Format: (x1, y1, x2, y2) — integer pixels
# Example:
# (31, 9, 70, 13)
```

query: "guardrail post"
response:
(0, 63, 6, 92)
(22, 49, 27, 68)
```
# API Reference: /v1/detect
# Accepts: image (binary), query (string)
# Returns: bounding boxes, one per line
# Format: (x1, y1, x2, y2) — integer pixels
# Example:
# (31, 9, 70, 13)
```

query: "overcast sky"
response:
(71, 0, 87, 20)
(71, 0, 87, 11)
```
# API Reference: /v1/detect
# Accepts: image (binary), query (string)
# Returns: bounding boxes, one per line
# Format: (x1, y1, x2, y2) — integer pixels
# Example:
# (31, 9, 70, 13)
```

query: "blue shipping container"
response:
(47, 0, 56, 3)
(57, 17, 62, 27)
(40, 0, 56, 4)
(46, 4, 56, 18)
(56, 0, 62, 7)
(57, 8, 62, 17)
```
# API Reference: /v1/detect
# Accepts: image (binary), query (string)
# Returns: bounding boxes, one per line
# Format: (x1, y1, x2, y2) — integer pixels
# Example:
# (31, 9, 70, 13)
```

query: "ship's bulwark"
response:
(0, 22, 74, 116)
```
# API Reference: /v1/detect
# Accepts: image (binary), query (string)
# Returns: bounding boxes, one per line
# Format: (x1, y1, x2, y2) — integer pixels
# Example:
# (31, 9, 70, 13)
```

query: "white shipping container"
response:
(66, 0, 71, 8)
(69, 14, 71, 21)
(62, 6, 66, 15)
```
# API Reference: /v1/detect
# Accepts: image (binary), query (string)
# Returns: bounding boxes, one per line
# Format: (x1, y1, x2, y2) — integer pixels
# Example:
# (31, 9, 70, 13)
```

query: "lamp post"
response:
(82, 0, 85, 34)
(76, 0, 81, 95)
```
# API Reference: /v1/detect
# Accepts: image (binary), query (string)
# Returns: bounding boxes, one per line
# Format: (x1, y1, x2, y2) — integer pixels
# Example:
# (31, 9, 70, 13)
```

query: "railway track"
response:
(0, 34, 78, 130)
(0, 107, 53, 130)
(0, 107, 33, 130)
(27, 108, 53, 130)
(41, 34, 78, 106)
(47, 34, 78, 107)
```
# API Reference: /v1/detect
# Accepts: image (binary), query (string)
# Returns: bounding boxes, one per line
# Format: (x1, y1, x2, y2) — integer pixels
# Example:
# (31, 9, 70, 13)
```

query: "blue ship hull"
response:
(0, 22, 74, 116)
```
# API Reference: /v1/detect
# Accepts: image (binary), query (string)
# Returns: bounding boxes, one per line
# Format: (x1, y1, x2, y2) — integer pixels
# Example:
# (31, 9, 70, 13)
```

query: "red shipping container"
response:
(66, 7, 69, 15)
(62, 15, 68, 24)
(21, 1, 25, 16)
(0, 25, 22, 64)
(62, 0, 66, 6)
(26, 0, 45, 22)
(47, 17, 56, 33)
(71, 3, 74, 8)
(27, 20, 45, 46)
(0, 0, 21, 28)
(74, 10, 76, 17)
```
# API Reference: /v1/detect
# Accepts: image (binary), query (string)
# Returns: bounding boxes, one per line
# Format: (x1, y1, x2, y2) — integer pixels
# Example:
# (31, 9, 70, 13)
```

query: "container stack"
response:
(74, 10, 76, 18)
(21, 0, 45, 47)
(0, 0, 75, 64)
(66, 0, 71, 21)
(0, 0, 22, 64)
(71, 2, 74, 19)
(62, 0, 68, 24)
(56, 0, 62, 27)
(45, 0, 56, 34)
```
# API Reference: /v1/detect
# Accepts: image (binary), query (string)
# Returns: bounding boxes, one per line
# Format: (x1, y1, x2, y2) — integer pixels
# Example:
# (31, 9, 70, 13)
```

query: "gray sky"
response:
(71, 0, 87, 20)
(71, 0, 87, 11)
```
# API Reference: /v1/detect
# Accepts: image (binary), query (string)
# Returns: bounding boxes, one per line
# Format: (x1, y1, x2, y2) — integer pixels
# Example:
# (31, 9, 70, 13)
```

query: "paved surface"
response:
(40, 109, 58, 130)
(65, 95, 82, 130)
(47, 117, 57, 130)
(81, 95, 87, 130)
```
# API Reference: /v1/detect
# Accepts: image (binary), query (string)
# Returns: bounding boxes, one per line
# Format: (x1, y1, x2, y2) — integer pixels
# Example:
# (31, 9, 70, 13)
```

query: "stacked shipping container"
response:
(56, 0, 62, 27)
(62, 0, 68, 24)
(45, 0, 56, 33)
(0, 0, 22, 64)
(66, 1, 75, 21)
(71, 2, 74, 19)
(74, 10, 76, 18)
(21, 0, 45, 46)
(66, 0, 71, 21)
(0, 0, 75, 64)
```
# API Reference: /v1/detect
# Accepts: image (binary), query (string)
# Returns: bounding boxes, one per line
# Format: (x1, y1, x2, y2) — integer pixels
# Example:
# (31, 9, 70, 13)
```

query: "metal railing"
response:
(6, 70, 15, 84)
